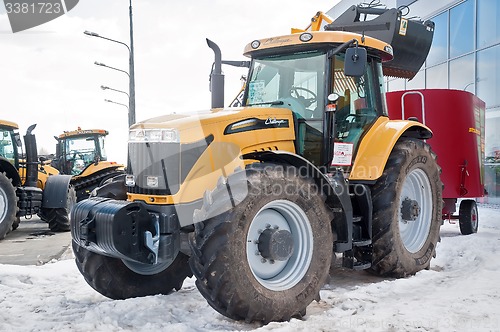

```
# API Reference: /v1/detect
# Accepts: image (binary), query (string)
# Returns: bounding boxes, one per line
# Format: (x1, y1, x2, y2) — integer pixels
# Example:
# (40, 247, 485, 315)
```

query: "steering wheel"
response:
(291, 87, 317, 108)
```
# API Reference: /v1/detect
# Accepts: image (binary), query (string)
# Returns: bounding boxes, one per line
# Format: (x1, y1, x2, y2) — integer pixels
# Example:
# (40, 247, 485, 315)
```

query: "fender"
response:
(42, 174, 72, 209)
(0, 157, 22, 186)
(242, 150, 354, 252)
(74, 162, 124, 180)
(350, 117, 432, 181)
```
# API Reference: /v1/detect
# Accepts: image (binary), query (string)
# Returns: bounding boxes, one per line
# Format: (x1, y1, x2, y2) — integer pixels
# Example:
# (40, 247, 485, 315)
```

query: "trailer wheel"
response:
(72, 241, 192, 299)
(190, 165, 333, 323)
(459, 200, 478, 235)
(43, 186, 76, 232)
(0, 173, 17, 239)
(368, 138, 442, 277)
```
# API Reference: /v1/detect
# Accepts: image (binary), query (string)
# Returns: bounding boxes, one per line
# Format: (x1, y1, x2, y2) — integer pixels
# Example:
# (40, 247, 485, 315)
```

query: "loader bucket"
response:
(325, 6, 434, 79)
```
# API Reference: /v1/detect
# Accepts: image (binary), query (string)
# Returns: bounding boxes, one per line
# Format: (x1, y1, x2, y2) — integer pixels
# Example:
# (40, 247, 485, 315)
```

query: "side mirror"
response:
(344, 46, 367, 77)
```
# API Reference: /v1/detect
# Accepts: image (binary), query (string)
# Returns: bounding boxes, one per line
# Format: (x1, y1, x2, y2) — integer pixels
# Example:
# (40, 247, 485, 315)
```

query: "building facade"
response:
(328, 0, 500, 204)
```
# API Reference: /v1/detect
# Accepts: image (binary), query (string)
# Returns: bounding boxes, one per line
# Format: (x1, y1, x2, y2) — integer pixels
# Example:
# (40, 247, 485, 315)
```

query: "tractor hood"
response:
(127, 107, 297, 204)
(129, 107, 296, 148)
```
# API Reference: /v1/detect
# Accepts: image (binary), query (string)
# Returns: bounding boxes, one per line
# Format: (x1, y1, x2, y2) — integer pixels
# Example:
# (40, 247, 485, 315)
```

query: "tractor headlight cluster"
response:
(128, 128, 180, 143)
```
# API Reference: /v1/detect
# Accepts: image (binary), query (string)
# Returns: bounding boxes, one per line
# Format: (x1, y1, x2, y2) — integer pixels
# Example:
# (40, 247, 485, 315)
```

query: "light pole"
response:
(101, 85, 130, 98)
(95, 61, 130, 78)
(84, 0, 136, 127)
(105, 99, 129, 110)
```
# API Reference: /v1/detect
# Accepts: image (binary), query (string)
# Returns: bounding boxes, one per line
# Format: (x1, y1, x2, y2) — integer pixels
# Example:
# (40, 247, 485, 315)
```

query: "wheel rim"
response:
(398, 168, 433, 253)
(0, 187, 8, 221)
(246, 200, 313, 291)
(470, 203, 478, 231)
(122, 258, 174, 275)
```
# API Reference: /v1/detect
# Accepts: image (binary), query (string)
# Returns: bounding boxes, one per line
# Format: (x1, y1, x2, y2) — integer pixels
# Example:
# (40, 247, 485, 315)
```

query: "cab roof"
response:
(0, 119, 19, 130)
(243, 30, 393, 62)
(58, 128, 109, 139)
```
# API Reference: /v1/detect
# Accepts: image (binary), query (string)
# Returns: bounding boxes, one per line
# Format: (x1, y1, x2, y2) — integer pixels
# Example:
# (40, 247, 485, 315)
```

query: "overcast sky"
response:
(0, 0, 338, 163)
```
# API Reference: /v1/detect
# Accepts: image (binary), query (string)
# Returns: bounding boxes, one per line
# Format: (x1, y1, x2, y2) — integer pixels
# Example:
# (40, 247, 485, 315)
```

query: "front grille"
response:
(127, 135, 213, 196)
(128, 142, 181, 195)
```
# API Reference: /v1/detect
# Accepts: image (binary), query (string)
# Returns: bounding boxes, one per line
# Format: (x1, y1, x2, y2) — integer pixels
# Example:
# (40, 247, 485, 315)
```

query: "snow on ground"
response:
(1, 207, 499, 332)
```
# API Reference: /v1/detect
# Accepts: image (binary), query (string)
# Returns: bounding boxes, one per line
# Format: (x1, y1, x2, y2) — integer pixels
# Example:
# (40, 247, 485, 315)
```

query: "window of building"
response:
(427, 12, 448, 66)
(450, 0, 474, 58)
(387, 78, 405, 92)
(485, 113, 500, 204)
(426, 63, 448, 89)
(406, 70, 425, 90)
(477, 45, 500, 108)
(450, 53, 475, 91)
(477, 0, 500, 49)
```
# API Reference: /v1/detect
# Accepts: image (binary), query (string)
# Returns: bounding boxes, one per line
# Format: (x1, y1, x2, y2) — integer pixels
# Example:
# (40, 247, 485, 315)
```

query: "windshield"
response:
(0, 128, 16, 165)
(65, 136, 99, 175)
(246, 50, 326, 119)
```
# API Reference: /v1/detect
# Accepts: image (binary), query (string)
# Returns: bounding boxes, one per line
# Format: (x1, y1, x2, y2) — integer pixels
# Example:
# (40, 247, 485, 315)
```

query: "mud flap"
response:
(42, 175, 72, 209)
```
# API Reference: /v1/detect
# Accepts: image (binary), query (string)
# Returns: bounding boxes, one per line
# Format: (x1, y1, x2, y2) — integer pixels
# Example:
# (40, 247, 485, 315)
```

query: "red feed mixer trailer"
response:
(387, 89, 485, 234)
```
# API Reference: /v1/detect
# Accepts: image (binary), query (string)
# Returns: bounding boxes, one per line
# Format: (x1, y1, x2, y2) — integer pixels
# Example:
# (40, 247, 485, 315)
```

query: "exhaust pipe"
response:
(207, 38, 225, 109)
(23, 124, 39, 188)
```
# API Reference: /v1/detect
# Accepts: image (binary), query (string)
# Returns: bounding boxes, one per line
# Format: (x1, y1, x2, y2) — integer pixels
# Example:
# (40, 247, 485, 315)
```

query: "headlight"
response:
(129, 128, 180, 143)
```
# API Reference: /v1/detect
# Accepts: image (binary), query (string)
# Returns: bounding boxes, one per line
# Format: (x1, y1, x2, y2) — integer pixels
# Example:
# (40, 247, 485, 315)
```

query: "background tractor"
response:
(50, 128, 124, 201)
(0, 120, 74, 237)
(69, 3, 480, 324)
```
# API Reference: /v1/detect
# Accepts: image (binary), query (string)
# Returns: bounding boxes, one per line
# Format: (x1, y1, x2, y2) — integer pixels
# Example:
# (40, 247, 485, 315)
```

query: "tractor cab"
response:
(242, 35, 388, 170)
(0, 120, 20, 169)
(53, 128, 109, 176)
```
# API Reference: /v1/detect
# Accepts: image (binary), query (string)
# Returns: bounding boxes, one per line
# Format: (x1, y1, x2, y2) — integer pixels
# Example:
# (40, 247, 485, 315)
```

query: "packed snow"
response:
(1, 206, 499, 332)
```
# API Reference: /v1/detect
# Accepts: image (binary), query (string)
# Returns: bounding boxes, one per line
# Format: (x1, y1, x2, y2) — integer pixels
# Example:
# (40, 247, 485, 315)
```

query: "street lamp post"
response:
(105, 99, 129, 110)
(101, 85, 130, 98)
(84, 0, 136, 127)
(128, 0, 136, 126)
(95, 61, 130, 78)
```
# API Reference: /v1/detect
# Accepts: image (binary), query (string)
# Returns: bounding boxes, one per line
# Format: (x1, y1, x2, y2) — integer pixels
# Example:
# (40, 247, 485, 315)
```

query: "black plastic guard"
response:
(42, 175, 72, 208)
(71, 197, 158, 264)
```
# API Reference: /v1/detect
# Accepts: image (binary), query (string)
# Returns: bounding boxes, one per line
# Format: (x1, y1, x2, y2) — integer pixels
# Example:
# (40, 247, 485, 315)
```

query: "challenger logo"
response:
(225, 117, 289, 135)
(265, 117, 287, 126)
(3, 0, 79, 33)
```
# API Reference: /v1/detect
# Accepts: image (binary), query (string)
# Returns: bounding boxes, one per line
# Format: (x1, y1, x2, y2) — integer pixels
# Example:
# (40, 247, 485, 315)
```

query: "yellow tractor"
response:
(0, 120, 74, 237)
(49, 128, 124, 201)
(71, 5, 442, 323)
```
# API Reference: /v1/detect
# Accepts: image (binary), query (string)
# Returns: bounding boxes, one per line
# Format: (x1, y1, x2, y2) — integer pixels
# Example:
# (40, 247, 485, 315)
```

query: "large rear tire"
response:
(42, 186, 76, 232)
(190, 165, 333, 323)
(459, 199, 478, 235)
(72, 241, 192, 299)
(0, 173, 17, 239)
(368, 138, 442, 277)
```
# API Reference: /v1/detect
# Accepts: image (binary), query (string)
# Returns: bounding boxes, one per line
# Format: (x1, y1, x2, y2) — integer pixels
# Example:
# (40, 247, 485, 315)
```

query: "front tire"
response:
(71, 180, 192, 299)
(0, 173, 17, 239)
(72, 241, 192, 299)
(459, 200, 478, 235)
(41, 186, 76, 232)
(190, 165, 333, 323)
(368, 138, 442, 277)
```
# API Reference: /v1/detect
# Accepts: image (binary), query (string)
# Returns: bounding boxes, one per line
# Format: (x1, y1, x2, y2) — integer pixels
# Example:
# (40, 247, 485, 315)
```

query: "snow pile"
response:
(1, 207, 499, 332)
